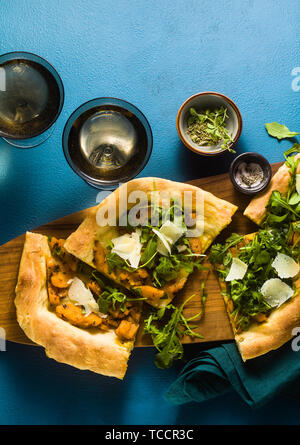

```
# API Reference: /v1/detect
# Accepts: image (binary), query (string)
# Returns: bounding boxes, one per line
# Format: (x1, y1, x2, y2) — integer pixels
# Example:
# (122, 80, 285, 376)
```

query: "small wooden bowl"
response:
(176, 92, 243, 156)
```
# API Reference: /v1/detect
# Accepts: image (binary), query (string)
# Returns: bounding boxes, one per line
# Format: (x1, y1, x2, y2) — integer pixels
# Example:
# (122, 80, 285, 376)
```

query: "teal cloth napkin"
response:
(165, 341, 300, 408)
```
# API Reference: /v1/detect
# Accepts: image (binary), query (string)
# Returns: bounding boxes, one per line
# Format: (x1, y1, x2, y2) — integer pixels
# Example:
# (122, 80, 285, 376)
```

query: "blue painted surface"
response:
(1, 0, 300, 425)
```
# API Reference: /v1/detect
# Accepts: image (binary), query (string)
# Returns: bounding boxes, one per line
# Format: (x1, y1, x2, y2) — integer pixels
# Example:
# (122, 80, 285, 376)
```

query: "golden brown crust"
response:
(15, 232, 132, 379)
(216, 232, 300, 360)
(64, 177, 237, 307)
(244, 154, 300, 226)
(236, 284, 300, 360)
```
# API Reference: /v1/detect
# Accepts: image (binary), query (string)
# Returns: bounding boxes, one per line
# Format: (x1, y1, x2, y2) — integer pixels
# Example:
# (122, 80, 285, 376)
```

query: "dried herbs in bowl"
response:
(177, 92, 242, 155)
(187, 106, 235, 152)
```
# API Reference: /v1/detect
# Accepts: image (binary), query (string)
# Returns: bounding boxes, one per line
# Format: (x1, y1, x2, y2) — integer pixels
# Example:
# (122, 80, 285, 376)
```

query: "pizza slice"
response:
(64, 177, 237, 308)
(244, 153, 300, 226)
(210, 225, 300, 360)
(15, 232, 143, 379)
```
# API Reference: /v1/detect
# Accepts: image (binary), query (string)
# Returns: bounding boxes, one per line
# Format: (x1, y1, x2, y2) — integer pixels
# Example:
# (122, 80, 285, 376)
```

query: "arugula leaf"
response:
(284, 143, 300, 161)
(91, 271, 105, 288)
(106, 252, 132, 274)
(144, 294, 204, 369)
(97, 286, 145, 313)
(209, 233, 244, 265)
(152, 254, 204, 288)
(266, 190, 299, 219)
(76, 260, 95, 277)
(97, 293, 110, 314)
(140, 236, 157, 267)
(140, 226, 153, 244)
(288, 193, 300, 206)
(153, 256, 181, 283)
(265, 122, 299, 140)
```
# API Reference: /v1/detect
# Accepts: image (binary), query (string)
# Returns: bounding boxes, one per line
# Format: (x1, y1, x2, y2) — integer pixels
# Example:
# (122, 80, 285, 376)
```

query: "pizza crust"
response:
(15, 232, 132, 379)
(236, 283, 300, 360)
(64, 177, 237, 306)
(244, 154, 300, 226)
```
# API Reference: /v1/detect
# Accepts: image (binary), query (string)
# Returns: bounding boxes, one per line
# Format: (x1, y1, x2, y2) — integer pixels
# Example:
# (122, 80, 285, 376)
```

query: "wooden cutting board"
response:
(0, 163, 281, 347)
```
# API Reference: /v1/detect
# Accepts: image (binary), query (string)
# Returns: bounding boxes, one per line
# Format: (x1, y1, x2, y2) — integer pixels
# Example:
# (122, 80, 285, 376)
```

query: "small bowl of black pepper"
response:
(229, 152, 272, 196)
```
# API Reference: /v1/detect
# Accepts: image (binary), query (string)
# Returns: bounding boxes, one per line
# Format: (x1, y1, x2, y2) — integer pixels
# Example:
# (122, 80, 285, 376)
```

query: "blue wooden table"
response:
(1, 0, 300, 425)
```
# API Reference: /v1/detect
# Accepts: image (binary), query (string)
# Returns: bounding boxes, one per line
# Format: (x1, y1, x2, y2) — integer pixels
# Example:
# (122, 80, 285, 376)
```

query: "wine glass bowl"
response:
(62, 98, 153, 189)
(0, 51, 64, 147)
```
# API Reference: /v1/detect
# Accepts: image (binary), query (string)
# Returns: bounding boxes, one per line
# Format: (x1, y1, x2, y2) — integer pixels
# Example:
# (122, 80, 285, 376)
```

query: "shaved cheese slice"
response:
(68, 277, 102, 316)
(111, 229, 142, 269)
(271, 253, 299, 278)
(152, 228, 171, 256)
(159, 220, 185, 244)
(153, 221, 186, 256)
(296, 174, 300, 196)
(261, 278, 294, 307)
(225, 258, 248, 281)
(177, 244, 187, 253)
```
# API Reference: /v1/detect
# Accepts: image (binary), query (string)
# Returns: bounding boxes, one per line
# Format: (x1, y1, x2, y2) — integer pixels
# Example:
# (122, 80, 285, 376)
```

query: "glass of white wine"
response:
(62, 98, 153, 189)
(0, 51, 64, 148)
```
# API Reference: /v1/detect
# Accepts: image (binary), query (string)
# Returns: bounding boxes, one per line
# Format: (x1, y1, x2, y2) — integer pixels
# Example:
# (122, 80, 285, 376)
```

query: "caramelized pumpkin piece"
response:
(115, 320, 139, 341)
(50, 271, 73, 288)
(189, 237, 202, 254)
(164, 277, 187, 298)
(47, 283, 61, 306)
(46, 252, 74, 289)
(56, 303, 103, 328)
(47, 283, 68, 306)
(136, 285, 165, 302)
(127, 306, 142, 324)
(46, 257, 71, 305)
(137, 268, 149, 280)
(119, 270, 142, 286)
(87, 280, 101, 296)
(94, 241, 107, 269)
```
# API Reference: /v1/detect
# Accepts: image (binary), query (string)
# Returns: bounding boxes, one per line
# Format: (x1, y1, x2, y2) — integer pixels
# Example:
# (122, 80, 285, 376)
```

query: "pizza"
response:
(64, 177, 237, 308)
(210, 225, 300, 360)
(15, 232, 143, 379)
